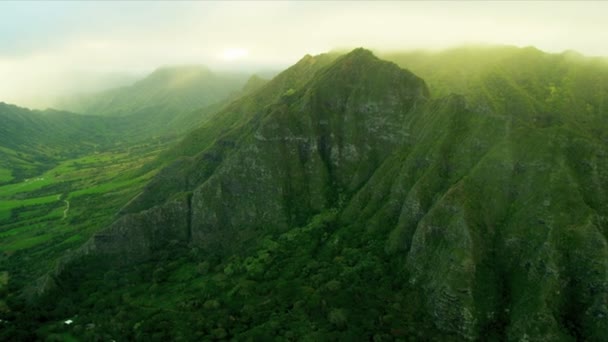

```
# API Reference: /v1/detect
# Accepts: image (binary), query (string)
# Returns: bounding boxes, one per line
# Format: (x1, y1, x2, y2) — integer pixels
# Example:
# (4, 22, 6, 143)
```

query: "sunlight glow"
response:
(219, 48, 249, 61)
(3, 1, 608, 109)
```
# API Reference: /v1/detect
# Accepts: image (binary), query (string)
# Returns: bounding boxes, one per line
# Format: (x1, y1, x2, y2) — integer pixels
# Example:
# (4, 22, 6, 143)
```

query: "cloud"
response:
(1, 1, 608, 108)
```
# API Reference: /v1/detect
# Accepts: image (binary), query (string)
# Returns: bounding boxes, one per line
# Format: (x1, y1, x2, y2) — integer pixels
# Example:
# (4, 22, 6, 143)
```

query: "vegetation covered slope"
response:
(7, 47, 608, 341)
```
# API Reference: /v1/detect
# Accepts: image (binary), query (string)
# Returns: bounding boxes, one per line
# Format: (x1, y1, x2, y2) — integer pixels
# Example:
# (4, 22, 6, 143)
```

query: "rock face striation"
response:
(45, 48, 608, 340)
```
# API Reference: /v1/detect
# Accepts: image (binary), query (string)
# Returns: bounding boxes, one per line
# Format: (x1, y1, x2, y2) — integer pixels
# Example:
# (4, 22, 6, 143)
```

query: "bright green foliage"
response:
(0, 168, 12, 183)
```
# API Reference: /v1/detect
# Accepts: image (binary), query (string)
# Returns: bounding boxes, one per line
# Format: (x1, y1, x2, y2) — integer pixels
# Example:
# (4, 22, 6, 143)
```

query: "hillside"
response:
(3, 47, 608, 341)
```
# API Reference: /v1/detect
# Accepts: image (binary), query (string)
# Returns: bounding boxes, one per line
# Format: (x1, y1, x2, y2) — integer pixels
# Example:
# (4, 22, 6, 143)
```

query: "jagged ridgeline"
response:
(30, 48, 608, 340)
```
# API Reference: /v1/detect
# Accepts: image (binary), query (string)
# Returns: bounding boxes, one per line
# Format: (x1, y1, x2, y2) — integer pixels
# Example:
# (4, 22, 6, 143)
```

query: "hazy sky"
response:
(2, 1, 608, 108)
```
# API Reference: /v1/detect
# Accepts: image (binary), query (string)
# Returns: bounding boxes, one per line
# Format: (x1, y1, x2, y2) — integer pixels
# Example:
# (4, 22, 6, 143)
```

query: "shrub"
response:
(328, 308, 348, 330)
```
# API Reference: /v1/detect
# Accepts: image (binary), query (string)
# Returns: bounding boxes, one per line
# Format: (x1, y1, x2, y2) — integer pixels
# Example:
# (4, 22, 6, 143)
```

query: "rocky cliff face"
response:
(88, 194, 191, 262)
(34, 195, 192, 297)
(189, 49, 429, 250)
(43, 48, 608, 340)
(112, 48, 429, 253)
(340, 91, 608, 339)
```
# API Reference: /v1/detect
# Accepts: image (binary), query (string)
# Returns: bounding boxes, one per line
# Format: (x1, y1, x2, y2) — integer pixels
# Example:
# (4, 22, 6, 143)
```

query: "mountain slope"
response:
(13, 47, 608, 341)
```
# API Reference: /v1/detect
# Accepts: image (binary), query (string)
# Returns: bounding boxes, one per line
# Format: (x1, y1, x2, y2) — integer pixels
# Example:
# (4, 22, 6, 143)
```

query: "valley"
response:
(0, 142, 163, 316)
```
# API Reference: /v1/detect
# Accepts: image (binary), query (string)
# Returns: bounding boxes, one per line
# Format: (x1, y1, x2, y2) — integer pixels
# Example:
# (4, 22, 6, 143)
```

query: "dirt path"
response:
(62, 199, 70, 219)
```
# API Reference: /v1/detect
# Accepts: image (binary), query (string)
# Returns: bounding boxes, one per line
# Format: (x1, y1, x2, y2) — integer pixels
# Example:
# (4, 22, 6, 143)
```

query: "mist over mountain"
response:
(54, 65, 249, 117)
(0, 67, 251, 185)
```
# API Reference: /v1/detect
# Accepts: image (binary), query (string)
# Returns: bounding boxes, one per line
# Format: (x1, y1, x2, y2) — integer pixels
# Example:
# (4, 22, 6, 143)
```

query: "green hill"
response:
(4, 47, 608, 341)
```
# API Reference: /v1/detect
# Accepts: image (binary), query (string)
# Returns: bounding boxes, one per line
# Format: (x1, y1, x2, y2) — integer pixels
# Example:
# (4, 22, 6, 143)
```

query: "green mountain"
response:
(56, 65, 248, 117)
(4, 47, 608, 341)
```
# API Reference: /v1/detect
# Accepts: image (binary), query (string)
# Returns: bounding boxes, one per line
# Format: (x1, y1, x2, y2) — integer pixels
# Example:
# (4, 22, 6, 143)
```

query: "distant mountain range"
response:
(0, 68, 270, 184)
(54, 65, 249, 117)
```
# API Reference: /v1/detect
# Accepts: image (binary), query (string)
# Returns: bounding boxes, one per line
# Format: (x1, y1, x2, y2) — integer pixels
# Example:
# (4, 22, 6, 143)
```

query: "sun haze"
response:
(219, 48, 249, 61)
(1, 1, 608, 108)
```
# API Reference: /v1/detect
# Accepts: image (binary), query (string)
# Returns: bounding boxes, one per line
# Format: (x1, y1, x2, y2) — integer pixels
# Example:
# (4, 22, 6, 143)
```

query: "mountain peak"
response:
(152, 64, 211, 74)
(312, 47, 430, 100)
(337, 47, 378, 64)
(346, 47, 375, 57)
(293, 53, 319, 68)
(242, 74, 268, 93)
(143, 65, 212, 84)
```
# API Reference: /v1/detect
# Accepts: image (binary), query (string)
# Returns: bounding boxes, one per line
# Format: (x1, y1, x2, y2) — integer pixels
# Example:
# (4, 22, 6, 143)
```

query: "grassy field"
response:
(0, 142, 165, 311)
(0, 168, 12, 183)
(0, 148, 159, 251)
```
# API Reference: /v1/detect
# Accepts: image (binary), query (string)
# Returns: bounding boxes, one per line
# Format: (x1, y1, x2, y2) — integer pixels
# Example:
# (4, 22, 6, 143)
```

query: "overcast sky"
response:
(2, 1, 608, 108)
